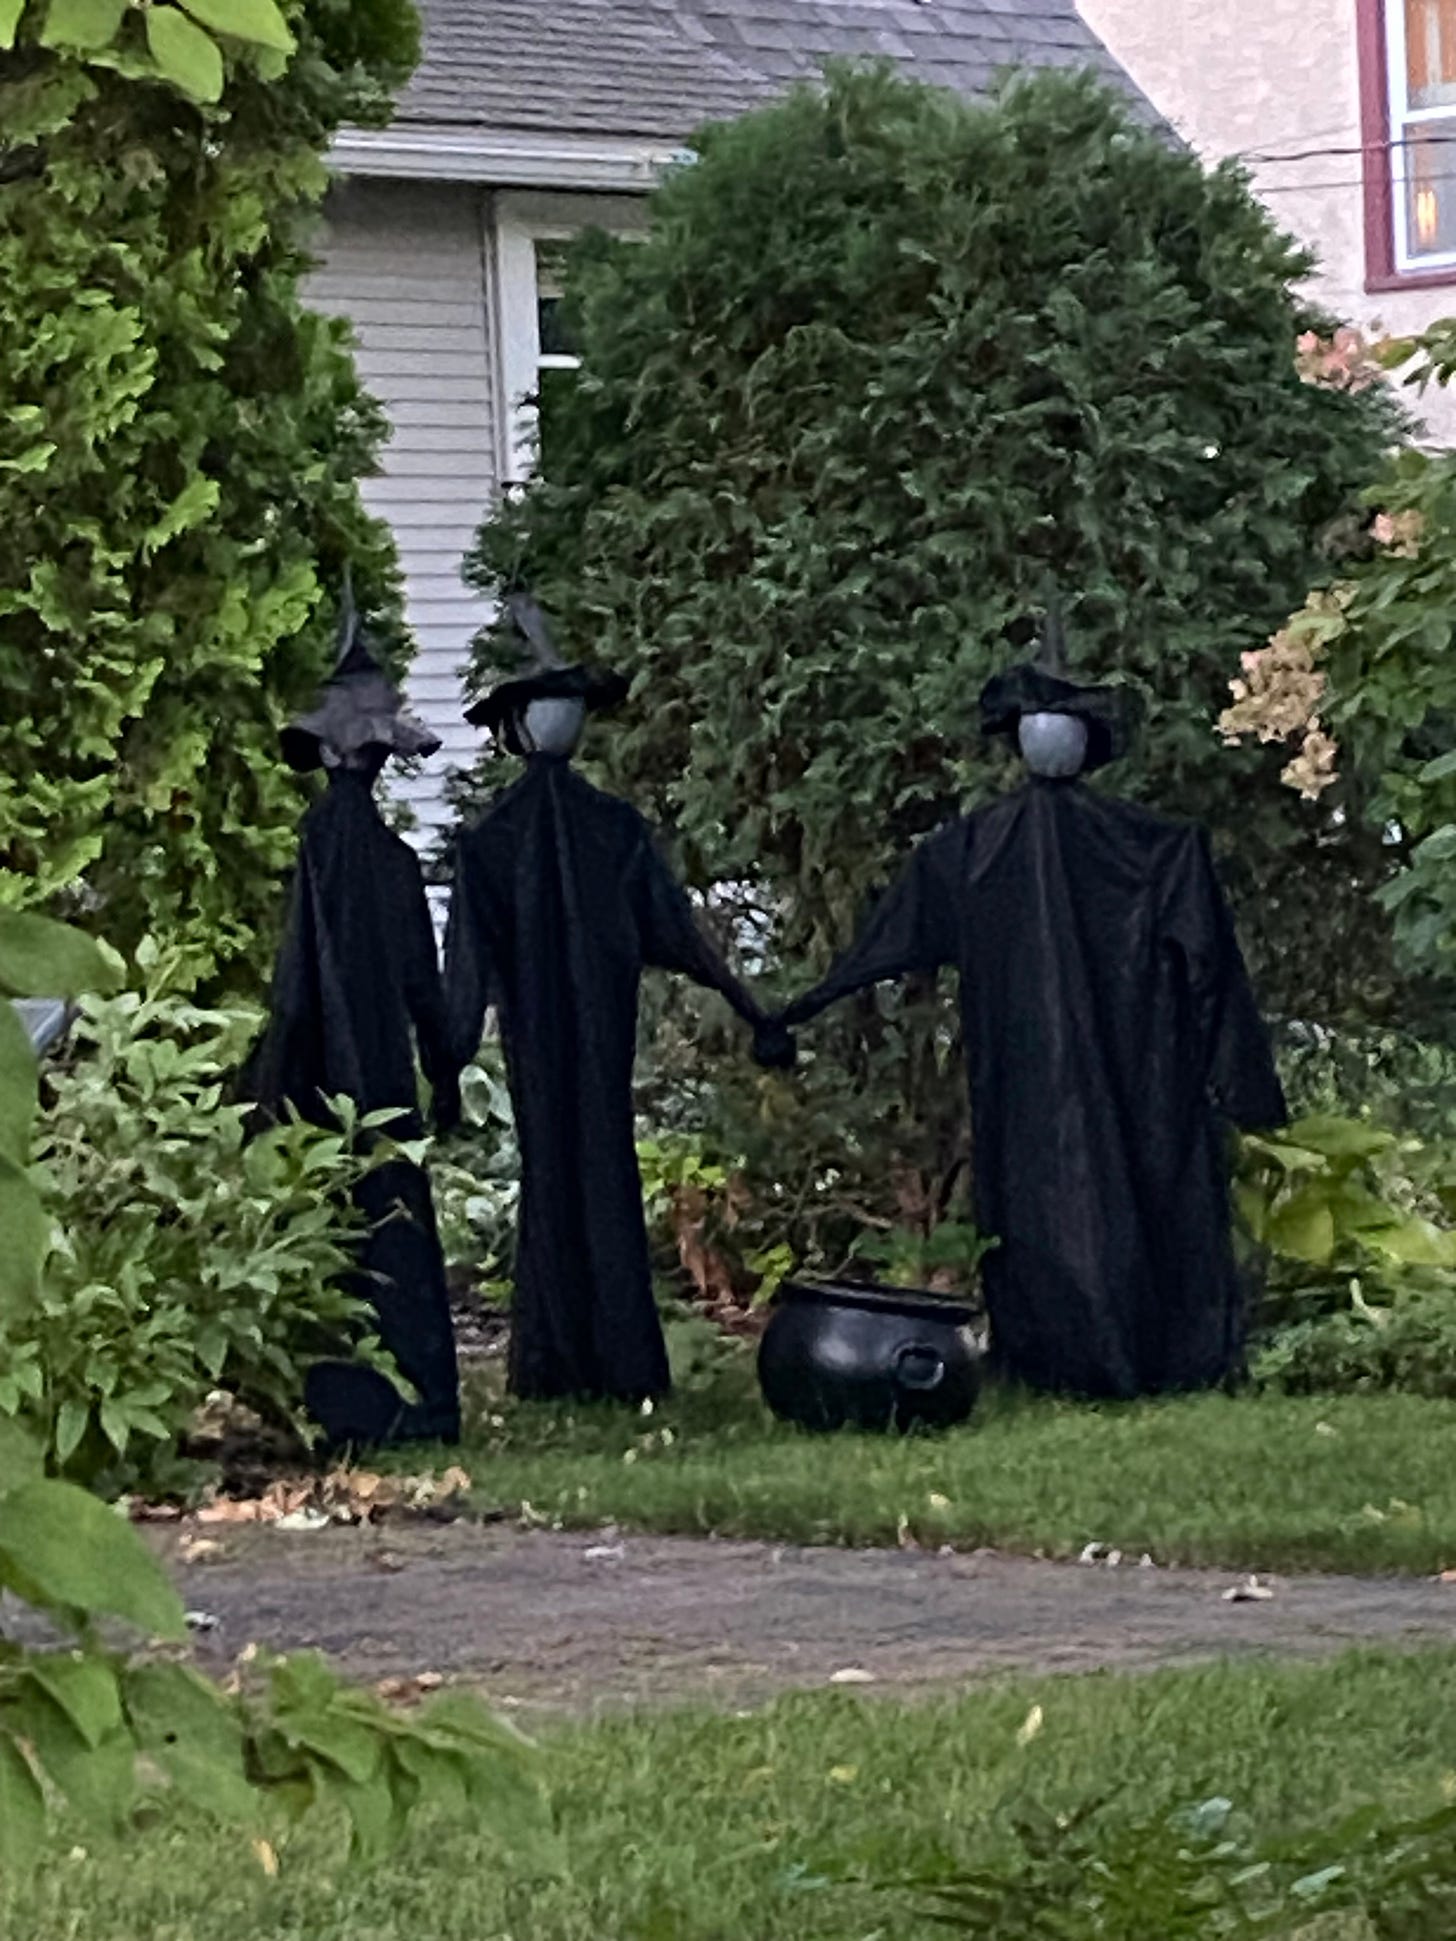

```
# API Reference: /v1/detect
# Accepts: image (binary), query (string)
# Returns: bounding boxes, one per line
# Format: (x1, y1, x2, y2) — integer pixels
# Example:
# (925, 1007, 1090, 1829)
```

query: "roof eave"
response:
(330, 123, 692, 191)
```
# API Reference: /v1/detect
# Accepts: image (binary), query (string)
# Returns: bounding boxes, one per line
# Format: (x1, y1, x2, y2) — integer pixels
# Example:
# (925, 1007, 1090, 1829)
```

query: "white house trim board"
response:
(491, 190, 646, 486)
(330, 125, 692, 193)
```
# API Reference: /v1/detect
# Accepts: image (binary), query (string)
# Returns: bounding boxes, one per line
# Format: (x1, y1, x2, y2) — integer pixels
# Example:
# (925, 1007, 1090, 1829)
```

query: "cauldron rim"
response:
(775, 1278, 974, 1327)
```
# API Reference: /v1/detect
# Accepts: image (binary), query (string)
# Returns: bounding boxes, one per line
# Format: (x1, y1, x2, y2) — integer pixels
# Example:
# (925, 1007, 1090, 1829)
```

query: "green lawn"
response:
(442, 1325, 1456, 1575)
(9, 1647, 1456, 1940)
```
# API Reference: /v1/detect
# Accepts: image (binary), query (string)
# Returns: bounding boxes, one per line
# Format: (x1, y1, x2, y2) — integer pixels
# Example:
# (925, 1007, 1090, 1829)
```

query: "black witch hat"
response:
(464, 592, 629, 755)
(978, 603, 1133, 773)
(281, 574, 441, 774)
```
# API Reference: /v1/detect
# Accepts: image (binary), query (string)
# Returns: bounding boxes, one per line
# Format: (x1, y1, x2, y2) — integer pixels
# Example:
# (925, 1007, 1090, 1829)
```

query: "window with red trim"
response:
(1360, 0, 1456, 284)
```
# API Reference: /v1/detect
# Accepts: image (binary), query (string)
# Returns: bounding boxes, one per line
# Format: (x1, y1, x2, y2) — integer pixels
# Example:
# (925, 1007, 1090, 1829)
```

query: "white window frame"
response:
(1387, 0, 1456, 272)
(490, 190, 645, 486)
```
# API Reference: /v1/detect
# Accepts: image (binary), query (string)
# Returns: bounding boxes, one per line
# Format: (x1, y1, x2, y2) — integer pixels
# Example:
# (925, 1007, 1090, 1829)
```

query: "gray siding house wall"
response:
(312, 0, 1158, 855)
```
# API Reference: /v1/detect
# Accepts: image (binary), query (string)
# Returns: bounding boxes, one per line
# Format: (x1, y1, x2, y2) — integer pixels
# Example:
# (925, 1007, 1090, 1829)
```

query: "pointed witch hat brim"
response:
(282, 578, 442, 773)
(978, 662, 1135, 773)
(464, 589, 629, 752)
(464, 663, 631, 749)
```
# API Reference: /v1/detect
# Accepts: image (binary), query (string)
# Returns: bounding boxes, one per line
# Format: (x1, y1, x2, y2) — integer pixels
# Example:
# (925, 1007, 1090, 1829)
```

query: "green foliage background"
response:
(1313, 323, 1456, 981)
(0, 0, 417, 984)
(460, 65, 1406, 1263)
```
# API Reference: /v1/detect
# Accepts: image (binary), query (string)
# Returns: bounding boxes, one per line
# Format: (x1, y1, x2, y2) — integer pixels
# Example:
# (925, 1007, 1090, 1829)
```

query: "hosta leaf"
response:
(0, 0, 25, 47)
(0, 1000, 37, 1166)
(0, 1155, 50, 1319)
(177, 0, 291, 52)
(0, 1735, 46, 1871)
(1363, 1218, 1456, 1268)
(1267, 1192, 1337, 1266)
(23, 1653, 124, 1749)
(145, 3, 223, 101)
(24, 1708, 137, 1829)
(123, 1664, 258, 1824)
(38, 0, 126, 49)
(0, 914, 121, 1001)
(0, 1480, 186, 1637)
(335, 1768, 395, 1857)
(1284, 1116, 1395, 1162)
(0, 1417, 43, 1493)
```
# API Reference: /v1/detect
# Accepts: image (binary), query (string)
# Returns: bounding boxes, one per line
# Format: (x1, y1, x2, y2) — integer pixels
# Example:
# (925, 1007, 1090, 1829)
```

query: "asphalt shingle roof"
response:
(394, 0, 1159, 139)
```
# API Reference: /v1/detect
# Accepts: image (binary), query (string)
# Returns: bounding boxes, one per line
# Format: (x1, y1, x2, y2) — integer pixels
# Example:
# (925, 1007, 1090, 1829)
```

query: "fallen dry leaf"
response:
(177, 1535, 226, 1564)
(828, 1667, 875, 1686)
(274, 1508, 330, 1534)
(1222, 1575, 1275, 1604)
(252, 1839, 279, 1879)
(1016, 1704, 1045, 1747)
(195, 1499, 266, 1526)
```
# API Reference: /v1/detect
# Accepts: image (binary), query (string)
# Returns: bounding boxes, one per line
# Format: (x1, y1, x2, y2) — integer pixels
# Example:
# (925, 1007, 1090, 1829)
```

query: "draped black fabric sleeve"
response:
(1163, 829, 1287, 1133)
(781, 835, 956, 1028)
(440, 840, 496, 1099)
(631, 832, 795, 1068)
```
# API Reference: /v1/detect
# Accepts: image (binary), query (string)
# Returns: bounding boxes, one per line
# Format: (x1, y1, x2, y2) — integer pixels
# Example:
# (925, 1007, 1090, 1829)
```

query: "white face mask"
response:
(518, 696, 587, 757)
(1018, 711, 1088, 778)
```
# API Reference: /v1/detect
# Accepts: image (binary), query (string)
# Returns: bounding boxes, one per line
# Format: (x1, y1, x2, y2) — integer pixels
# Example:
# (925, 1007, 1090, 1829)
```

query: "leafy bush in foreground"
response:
(1, 951, 401, 1490)
(0, 1419, 543, 1874)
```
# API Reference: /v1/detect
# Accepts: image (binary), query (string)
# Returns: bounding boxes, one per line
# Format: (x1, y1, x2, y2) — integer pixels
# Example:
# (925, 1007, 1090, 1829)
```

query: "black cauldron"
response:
(757, 1281, 980, 1433)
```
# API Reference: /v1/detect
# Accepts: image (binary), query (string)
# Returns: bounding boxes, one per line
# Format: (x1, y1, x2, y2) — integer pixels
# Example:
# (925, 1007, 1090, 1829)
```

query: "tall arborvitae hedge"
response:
(0, 0, 417, 984)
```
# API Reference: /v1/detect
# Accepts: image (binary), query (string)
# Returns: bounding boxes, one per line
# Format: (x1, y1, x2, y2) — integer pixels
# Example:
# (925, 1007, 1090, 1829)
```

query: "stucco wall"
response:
(1079, 0, 1456, 442)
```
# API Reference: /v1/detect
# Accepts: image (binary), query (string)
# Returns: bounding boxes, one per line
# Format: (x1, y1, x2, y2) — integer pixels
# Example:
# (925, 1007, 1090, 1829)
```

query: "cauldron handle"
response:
(894, 1344, 946, 1393)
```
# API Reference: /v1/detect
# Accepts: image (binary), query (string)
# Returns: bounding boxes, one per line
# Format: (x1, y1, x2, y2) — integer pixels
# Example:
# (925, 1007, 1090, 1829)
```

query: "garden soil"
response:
(164, 1522, 1456, 1719)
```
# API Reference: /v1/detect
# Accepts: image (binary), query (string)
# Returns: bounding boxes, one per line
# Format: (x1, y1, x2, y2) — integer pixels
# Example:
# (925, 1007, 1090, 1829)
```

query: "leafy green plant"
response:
(849, 1219, 997, 1293)
(886, 1790, 1456, 1937)
(0, 921, 541, 1872)
(0, 910, 121, 1326)
(1, 0, 296, 103)
(1236, 1115, 1454, 1283)
(1229, 317, 1456, 982)
(432, 1050, 521, 1303)
(0, 1417, 544, 1874)
(1237, 1113, 1456, 1398)
(0, 0, 417, 986)
(1250, 1270, 1456, 1399)
(2, 946, 401, 1489)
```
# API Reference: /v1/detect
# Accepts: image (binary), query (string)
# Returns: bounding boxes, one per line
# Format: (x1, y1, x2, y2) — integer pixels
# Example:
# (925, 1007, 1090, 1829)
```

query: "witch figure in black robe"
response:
(241, 583, 461, 1448)
(780, 624, 1287, 1399)
(442, 594, 793, 1405)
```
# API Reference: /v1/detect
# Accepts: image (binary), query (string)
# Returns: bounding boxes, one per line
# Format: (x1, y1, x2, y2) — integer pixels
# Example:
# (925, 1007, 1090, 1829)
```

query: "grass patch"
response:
(439, 1325, 1456, 1575)
(7, 1646, 1456, 1939)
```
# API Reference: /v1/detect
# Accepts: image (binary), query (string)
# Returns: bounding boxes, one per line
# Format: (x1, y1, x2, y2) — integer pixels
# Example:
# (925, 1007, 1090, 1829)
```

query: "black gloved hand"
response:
(751, 1015, 797, 1072)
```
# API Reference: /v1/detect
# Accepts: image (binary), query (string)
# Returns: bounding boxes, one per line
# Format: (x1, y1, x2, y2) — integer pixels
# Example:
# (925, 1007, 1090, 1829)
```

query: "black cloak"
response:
(443, 756, 790, 1403)
(242, 771, 461, 1444)
(782, 780, 1287, 1399)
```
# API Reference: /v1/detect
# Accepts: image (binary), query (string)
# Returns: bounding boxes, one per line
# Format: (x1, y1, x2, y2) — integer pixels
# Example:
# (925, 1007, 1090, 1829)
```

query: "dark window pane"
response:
(536, 363, 580, 477)
(537, 293, 575, 360)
